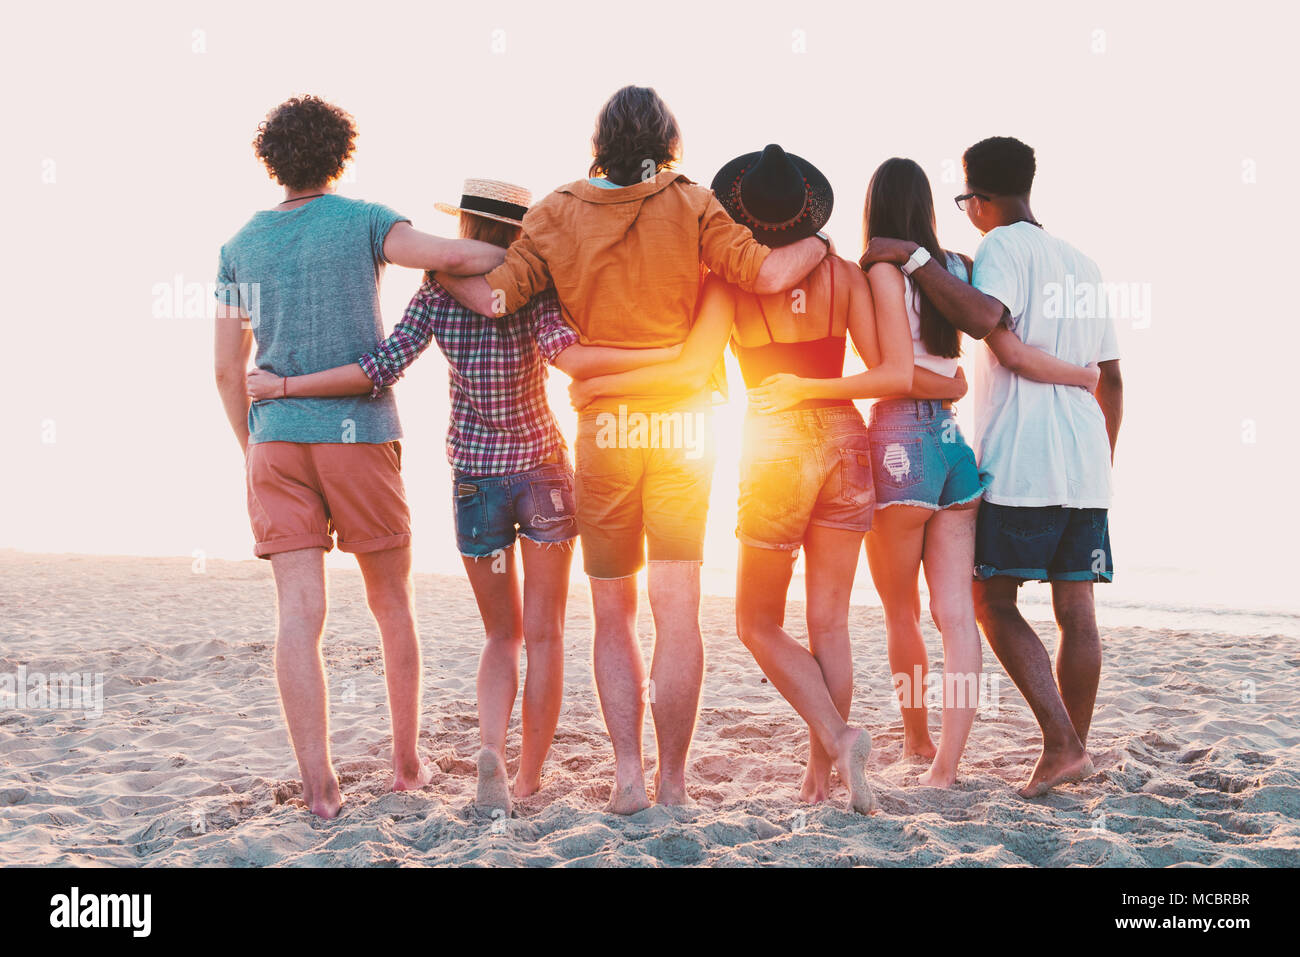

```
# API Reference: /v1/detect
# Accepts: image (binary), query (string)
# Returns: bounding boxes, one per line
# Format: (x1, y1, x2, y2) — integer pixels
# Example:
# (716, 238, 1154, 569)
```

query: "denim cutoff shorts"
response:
(453, 459, 578, 558)
(737, 404, 875, 551)
(867, 398, 990, 511)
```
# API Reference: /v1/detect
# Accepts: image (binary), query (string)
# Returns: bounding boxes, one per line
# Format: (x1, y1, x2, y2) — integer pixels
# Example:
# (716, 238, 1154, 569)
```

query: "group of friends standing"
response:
(215, 86, 1123, 820)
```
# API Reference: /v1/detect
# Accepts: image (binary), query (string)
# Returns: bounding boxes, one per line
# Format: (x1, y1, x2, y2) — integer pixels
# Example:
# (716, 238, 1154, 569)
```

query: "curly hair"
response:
(589, 86, 681, 187)
(963, 136, 1036, 196)
(253, 95, 357, 191)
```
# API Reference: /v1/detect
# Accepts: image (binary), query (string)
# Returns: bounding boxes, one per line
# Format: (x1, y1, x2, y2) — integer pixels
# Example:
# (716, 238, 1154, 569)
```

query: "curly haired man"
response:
(213, 94, 505, 817)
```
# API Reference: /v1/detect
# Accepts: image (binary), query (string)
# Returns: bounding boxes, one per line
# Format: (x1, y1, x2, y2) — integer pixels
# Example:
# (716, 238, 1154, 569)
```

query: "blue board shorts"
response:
(867, 398, 990, 511)
(452, 459, 578, 558)
(974, 502, 1114, 583)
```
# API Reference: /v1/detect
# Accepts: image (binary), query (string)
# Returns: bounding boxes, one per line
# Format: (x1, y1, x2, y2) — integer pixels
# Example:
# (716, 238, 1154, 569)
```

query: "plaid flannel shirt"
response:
(358, 278, 578, 476)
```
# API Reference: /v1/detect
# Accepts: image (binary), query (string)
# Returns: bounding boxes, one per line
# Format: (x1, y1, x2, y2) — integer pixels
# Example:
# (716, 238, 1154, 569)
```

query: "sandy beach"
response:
(0, 549, 1296, 867)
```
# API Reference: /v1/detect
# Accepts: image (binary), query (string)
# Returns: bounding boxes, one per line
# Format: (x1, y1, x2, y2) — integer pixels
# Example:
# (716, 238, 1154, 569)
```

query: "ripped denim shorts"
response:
(867, 398, 990, 511)
(452, 460, 578, 558)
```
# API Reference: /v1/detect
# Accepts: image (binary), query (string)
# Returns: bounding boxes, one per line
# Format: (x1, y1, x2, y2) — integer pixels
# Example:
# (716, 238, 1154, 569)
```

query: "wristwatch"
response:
(901, 245, 932, 276)
(815, 229, 832, 249)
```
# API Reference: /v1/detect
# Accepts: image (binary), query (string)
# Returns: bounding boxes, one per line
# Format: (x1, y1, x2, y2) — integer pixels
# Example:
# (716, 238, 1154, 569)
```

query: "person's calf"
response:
(515, 627, 563, 797)
(1055, 625, 1102, 748)
(973, 597, 1019, 641)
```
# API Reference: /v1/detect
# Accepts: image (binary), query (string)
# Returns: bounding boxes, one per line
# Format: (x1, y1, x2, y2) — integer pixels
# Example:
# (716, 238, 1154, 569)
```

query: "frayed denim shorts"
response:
(737, 404, 875, 551)
(867, 398, 990, 511)
(452, 459, 578, 558)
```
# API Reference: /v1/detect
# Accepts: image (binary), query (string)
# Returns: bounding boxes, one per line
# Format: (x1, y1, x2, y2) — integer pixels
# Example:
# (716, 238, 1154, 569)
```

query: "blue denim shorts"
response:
(452, 460, 578, 558)
(737, 404, 875, 551)
(867, 398, 990, 511)
(974, 503, 1114, 583)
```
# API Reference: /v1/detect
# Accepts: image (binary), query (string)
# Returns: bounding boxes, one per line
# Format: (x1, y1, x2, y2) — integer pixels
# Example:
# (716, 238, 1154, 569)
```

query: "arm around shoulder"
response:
(751, 235, 829, 295)
(382, 222, 507, 275)
(910, 255, 1005, 340)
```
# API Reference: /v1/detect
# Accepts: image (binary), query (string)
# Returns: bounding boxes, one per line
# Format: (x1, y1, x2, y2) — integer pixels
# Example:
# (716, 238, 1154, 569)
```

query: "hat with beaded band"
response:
(710, 144, 833, 247)
(435, 178, 531, 226)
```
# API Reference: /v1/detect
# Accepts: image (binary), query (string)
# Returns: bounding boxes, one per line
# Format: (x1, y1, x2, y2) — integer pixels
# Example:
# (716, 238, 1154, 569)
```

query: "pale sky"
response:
(2, 0, 1297, 615)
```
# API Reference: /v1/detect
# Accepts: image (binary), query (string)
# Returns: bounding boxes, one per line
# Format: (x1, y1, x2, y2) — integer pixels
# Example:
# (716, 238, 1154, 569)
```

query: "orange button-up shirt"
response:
(484, 170, 771, 409)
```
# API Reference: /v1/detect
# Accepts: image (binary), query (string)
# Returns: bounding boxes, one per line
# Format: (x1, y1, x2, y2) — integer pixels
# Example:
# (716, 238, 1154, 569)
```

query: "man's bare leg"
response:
(646, 561, 706, 806)
(461, 546, 524, 813)
(737, 544, 875, 815)
(515, 538, 572, 797)
(1050, 580, 1102, 747)
(800, 524, 863, 803)
(269, 547, 341, 818)
(355, 545, 433, 793)
(973, 577, 1092, 797)
(590, 575, 649, 814)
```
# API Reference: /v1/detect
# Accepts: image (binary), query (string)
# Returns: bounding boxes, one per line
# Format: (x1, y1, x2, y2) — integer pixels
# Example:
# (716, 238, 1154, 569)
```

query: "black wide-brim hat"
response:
(710, 144, 833, 247)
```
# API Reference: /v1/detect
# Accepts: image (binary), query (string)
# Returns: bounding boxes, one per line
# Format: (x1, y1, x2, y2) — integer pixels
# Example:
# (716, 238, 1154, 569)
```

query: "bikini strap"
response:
(754, 257, 834, 344)
(827, 258, 835, 337)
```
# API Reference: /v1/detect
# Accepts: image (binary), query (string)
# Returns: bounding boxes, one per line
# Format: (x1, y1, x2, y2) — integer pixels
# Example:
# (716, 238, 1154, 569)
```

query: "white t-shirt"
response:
(971, 222, 1121, 508)
(904, 252, 968, 377)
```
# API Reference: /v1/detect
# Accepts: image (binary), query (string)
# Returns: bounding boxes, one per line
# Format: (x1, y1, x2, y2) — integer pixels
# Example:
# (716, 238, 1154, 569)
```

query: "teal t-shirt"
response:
(215, 195, 409, 445)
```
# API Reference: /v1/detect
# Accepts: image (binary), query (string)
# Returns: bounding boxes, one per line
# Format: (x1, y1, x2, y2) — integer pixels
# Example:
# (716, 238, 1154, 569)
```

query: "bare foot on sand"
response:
(606, 765, 651, 814)
(311, 795, 345, 819)
(1018, 748, 1095, 798)
(652, 769, 691, 807)
(475, 748, 512, 814)
(902, 735, 937, 762)
(799, 762, 832, 803)
(512, 773, 544, 800)
(391, 760, 434, 793)
(917, 764, 957, 788)
(833, 728, 876, 815)
(302, 775, 344, 819)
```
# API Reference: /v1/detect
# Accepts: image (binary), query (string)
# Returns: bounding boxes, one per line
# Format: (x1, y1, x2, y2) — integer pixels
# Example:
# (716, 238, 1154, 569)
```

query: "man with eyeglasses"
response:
(862, 136, 1124, 799)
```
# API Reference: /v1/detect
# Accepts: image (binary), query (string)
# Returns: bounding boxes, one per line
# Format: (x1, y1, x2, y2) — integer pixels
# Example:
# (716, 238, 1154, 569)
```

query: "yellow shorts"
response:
(574, 406, 716, 579)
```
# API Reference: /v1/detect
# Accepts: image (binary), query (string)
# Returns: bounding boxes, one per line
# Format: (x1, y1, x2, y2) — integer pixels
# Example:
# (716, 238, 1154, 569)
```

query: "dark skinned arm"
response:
(1095, 359, 1123, 462)
(860, 238, 1005, 340)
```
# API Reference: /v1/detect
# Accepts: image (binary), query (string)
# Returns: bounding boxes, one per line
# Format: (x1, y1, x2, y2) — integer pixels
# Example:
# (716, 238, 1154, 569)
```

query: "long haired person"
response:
(765, 157, 1098, 787)
(573, 146, 960, 812)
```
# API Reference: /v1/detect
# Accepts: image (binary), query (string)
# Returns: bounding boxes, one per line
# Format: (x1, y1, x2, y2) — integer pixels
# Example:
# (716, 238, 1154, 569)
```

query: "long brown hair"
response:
(589, 85, 681, 187)
(863, 158, 961, 359)
(424, 214, 521, 284)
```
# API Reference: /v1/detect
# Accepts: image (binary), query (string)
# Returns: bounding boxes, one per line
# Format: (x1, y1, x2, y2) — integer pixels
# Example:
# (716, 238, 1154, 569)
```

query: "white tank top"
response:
(903, 251, 968, 377)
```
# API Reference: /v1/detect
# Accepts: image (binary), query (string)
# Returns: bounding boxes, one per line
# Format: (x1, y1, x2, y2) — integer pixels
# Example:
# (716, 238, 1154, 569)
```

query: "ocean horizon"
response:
(5, 547, 1293, 640)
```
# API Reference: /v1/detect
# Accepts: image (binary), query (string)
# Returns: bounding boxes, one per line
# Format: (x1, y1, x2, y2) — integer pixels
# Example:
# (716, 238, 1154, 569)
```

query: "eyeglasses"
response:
(954, 191, 990, 211)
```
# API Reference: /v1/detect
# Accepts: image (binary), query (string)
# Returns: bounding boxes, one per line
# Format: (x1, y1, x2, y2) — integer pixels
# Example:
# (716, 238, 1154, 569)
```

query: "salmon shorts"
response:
(245, 441, 412, 559)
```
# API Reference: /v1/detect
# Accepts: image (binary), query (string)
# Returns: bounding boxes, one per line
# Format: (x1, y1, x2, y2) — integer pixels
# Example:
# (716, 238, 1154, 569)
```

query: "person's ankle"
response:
(305, 769, 339, 794)
(393, 752, 425, 775)
(1042, 733, 1084, 755)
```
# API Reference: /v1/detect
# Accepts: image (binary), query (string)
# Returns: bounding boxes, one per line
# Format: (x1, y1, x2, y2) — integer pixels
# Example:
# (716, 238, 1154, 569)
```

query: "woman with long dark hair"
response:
(756, 158, 1098, 787)
(571, 145, 973, 812)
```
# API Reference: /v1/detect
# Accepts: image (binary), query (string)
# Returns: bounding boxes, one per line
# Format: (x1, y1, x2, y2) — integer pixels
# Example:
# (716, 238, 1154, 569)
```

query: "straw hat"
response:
(435, 178, 531, 226)
(710, 144, 833, 247)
